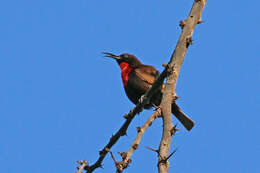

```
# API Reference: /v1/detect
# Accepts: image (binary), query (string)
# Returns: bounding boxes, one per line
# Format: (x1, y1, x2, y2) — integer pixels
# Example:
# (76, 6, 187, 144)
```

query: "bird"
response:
(103, 52, 194, 131)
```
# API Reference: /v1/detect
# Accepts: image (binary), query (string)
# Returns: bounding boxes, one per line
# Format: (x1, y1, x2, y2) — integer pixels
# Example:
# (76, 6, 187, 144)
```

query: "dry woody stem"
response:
(115, 108, 162, 172)
(158, 0, 207, 173)
(78, 0, 207, 172)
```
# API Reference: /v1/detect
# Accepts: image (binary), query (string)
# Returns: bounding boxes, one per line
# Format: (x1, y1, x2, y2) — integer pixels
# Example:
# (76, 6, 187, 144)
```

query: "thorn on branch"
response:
(166, 149, 178, 161)
(158, 149, 178, 166)
(197, 19, 203, 24)
(145, 146, 159, 153)
(132, 143, 139, 150)
(136, 126, 142, 133)
(146, 146, 164, 161)
(121, 131, 127, 136)
(186, 37, 193, 48)
(99, 149, 106, 156)
(171, 124, 182, 136)
(162, 63, 168, 67)
(123, 114, 129, 119)
(123, 108, 136, 119)
(179, 20, 186, 29)
(166, 64, 174, 75)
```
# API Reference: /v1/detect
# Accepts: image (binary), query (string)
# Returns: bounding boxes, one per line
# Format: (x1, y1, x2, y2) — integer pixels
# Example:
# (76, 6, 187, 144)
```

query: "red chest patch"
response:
(120, 62, 133, 87)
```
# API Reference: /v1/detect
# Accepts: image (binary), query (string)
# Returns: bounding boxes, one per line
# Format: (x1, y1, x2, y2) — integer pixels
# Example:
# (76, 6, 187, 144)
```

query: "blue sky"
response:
(1, 0, 260, 173)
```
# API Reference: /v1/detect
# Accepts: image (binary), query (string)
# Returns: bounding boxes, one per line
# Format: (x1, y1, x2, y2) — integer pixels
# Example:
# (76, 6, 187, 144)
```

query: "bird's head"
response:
(103, 52, 142, 68)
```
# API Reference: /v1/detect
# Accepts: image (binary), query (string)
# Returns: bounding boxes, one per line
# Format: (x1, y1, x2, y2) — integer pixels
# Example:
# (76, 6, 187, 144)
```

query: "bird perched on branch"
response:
(103, 52, 194, 131)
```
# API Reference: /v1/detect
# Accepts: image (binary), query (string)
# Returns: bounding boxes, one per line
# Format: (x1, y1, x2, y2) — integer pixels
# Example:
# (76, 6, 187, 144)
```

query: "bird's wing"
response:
(134, 65, 159, 86)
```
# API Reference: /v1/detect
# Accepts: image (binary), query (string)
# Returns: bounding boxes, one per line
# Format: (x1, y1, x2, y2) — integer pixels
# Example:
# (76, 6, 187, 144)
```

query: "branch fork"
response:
(77, 0, 207, 172)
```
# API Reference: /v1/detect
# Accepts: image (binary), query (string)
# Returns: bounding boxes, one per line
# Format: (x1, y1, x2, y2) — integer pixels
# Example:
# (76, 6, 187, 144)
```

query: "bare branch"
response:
(158, 0, 207, 172)
(116, 108, 162, 172)
(80, 1, 207, 172)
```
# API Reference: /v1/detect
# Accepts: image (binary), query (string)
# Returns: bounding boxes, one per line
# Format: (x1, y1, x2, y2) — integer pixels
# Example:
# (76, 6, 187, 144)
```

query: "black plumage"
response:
(104, 52, 194, 131)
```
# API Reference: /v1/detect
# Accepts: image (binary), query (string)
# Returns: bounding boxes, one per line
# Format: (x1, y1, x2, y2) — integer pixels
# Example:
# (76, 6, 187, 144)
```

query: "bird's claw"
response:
(139, 95, 149, 105)
(152, 103, 160, 111)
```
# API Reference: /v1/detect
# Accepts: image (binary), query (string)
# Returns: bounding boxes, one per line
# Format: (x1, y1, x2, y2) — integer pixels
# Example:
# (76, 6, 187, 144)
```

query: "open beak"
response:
(103, 52, 121, 60)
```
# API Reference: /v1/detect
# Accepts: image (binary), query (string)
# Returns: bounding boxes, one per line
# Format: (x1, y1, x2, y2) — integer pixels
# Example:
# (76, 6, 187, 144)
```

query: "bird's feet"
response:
(138, 95, 149, 105)
(152, 103, 160, 111)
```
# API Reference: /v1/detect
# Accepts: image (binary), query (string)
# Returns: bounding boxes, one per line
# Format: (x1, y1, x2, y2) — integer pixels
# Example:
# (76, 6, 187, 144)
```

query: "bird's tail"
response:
(171, 102, 194, 131)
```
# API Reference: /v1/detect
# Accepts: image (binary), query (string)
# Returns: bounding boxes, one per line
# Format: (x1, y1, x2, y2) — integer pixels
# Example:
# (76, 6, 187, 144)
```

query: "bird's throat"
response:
(120, 62, 133, 87)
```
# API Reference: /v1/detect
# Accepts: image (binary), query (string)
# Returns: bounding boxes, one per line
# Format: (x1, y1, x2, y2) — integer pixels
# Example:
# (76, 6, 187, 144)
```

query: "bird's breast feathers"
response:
(119, 62, 133, 86)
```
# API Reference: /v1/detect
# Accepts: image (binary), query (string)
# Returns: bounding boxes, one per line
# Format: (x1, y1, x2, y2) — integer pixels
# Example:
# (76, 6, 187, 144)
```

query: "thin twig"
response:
(106, 148, 117, 164)
(116, 108, 162, 172)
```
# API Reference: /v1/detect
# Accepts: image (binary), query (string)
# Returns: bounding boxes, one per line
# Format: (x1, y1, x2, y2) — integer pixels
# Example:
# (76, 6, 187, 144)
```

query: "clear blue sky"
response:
(1, 0, 259, 173)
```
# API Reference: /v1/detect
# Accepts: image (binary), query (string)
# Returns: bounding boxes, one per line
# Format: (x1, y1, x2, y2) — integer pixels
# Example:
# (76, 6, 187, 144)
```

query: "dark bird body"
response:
(104, 52, 194, 131)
